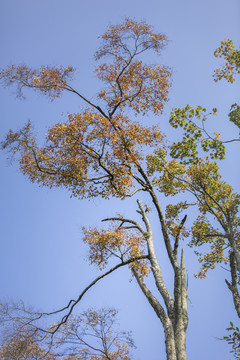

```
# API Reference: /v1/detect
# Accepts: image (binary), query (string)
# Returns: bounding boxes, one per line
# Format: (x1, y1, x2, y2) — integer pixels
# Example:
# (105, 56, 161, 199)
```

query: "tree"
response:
(0, 304, 134, 360)
(0, 18, 190, 360)
(0, 303, 56, 360)
(157, 39, 240, 357)
(168, 40, 240, 305)
(159, 103, 240, 312)
(52, 308, 135, 360)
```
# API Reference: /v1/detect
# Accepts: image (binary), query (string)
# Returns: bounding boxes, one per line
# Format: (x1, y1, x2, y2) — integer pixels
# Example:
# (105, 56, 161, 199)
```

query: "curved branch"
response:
(43, 255, 149, 334)
(102, 216, 145, 235)
(126, 187, 146, 197)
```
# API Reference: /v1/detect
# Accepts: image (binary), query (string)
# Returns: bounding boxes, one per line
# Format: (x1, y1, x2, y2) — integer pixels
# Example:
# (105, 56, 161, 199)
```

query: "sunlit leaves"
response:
(1, 19, 169, 200)
(96, 60, 171, 115)
(165, 202, 190, 240)
(169, 105, 225, 164)
(213, 39, 240, 83)
(196, 244, 228, 279)
(147, 151, 187, 196)
(0, 325, 56, 360)
(1, 112, 164, 199)
(156, 159, 187, 196)
(222, 322, 240, 359)
(0, 65, 74, 99)
(146, 148, 167, 176)
(186, 161, 240, 277)
(147, 148, 240, 277)
(229, 103, 240, 129)
(95, 18, 171, 115)
(83, 224, 150, 276)
(0, 19, 171, 116)
(95, 18, 168, 61)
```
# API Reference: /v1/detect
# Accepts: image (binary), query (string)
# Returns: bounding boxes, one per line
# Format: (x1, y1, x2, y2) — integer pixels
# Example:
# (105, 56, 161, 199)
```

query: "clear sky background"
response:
(0, 0, 239, 359)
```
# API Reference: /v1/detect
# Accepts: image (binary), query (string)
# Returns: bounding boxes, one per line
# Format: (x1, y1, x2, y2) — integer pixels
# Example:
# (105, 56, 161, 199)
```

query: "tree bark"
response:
(132, 263, 188, 360)
(226, 251, 240, 319)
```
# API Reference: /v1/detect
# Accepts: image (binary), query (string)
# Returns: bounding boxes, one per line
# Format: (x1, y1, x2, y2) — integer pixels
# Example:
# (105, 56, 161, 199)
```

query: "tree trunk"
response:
(132, 265, 188, 360)
(226, 251, 240, 318)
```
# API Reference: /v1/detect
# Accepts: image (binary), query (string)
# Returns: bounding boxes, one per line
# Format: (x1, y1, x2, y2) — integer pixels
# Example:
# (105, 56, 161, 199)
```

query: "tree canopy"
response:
(0, 19, 239, 360)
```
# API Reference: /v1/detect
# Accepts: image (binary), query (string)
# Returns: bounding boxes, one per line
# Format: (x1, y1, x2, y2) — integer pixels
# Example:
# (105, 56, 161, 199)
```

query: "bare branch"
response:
(126, 187, 146, 197)
(64, 84, 109, 119)
(41, 255, 149, 335)
(102, 216, 145, 235)
(173, 215, 187, 257)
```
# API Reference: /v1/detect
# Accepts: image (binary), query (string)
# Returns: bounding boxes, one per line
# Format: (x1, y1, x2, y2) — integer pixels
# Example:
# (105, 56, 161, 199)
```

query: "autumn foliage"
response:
(83, 224, 150, 276)
(0, 306, 135, 360)
(2, 18, 239, 360)
(2, 113, 163, 199)
(213, 39, 240, 83)
(1, 19, 169, 201)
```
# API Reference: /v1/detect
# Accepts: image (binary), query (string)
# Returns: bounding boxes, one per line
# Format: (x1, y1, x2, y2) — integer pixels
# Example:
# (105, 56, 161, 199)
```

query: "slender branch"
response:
(120, 225, 141, 231)
(27, 146, 58, 176)
(109, 77, 144, 117)
(102, 216, 145, 235)
(163, 165, 227, 230)
(44, 255, 149, 335)
(199, 180, 227, 219)
(193, 117, 240, 144)
(64, 85, 109, 119)
(84, 175, 110, 183)
(221, 138, 240, 143)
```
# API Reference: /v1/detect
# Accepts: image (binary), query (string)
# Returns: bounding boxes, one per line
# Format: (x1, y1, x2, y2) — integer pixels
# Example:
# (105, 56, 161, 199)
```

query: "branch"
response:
(131, 267, 168, 325)
(199, 180, 227, 219)
(42, 255, 149, 335)
(27, 146, 58, 176)
(136, 200, 175, 319)
(132, 174, 148, 188)
(126, 187, 146, 197)
(163, 165, 227, 230)
(64, 85, 109, 119)
(204, 233, 227, 238)
(221, 138, 240, 143)
(102, 216, 145, 235)
(173, 215, 187, 257)
(181, 250, 188, 330)
(129, 162, 179, 271)
(193, 117, 240, 144)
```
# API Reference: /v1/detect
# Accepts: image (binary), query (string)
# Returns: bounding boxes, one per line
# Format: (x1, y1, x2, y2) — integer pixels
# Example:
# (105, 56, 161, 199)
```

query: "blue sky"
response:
(0, 0, 239, 359)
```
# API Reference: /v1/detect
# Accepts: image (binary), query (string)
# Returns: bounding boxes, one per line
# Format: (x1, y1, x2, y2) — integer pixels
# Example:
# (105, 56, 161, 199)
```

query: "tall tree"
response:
(158, 39, 240, 357)
(1, 19, 190, 360)
(166, 40, 240, 306)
